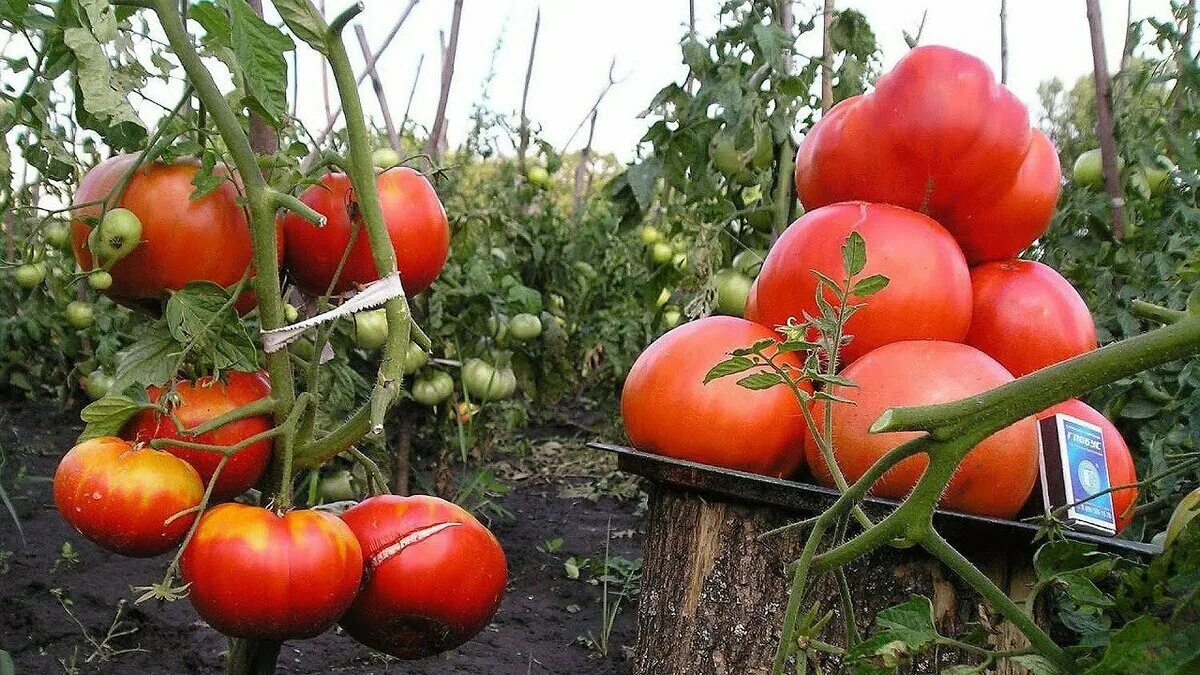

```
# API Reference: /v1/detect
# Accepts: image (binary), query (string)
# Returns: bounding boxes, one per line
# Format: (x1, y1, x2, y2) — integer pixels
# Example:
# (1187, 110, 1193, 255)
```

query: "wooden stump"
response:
(633, 483, 1043, 674)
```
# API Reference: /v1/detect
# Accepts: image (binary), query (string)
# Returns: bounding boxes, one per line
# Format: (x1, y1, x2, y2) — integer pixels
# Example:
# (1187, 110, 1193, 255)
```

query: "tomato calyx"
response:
(366, 521, 463, 574)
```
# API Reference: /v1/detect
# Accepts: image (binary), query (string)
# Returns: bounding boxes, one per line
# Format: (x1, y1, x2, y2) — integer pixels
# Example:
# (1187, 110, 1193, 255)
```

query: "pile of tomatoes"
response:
(56, 156, 510, 656)
(622, 46, 1139, 530)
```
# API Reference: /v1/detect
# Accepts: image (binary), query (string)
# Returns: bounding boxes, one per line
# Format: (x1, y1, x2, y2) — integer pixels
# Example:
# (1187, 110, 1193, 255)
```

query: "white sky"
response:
(301, 0, 1175, 161)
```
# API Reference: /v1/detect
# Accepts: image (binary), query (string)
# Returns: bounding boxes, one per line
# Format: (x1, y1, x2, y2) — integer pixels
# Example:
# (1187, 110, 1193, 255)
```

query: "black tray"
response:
(589, 442, 1159, 557)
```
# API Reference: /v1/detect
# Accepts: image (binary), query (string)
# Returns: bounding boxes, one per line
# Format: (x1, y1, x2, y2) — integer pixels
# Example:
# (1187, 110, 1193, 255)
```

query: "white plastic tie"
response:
(260, 273, 406, 355)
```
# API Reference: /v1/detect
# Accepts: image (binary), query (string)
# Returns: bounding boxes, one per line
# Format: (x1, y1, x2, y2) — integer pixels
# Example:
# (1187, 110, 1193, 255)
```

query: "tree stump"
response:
(590, 444, 1156, 675)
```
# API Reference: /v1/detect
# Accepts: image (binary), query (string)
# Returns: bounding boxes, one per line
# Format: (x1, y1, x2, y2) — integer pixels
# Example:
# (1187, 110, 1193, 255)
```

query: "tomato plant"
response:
(754, 202, 971, 364)
(281, 168, 450, 297)
(339, 495, 507, 659)
(124, 371, 275, 501)
(54, 437, 203, 557)
(622, 316, 811, 477)
(180, 504, 363, 640)
(966, 259, 1098, 377)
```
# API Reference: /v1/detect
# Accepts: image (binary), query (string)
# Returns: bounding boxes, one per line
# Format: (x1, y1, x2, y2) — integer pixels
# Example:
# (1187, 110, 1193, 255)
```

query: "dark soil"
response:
(0, 398, 644, 674)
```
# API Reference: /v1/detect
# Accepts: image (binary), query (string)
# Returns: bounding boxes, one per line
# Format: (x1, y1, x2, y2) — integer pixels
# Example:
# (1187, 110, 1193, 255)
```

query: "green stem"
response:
(226, 638, 281, 675)
(772, 519, 829, 674)
(149, 427, 281, 455)
(169, 397, 280, 437)
(299, 403, 371, 469)
(921, 530, 1072, 672)
(872, 315, 1200, 440)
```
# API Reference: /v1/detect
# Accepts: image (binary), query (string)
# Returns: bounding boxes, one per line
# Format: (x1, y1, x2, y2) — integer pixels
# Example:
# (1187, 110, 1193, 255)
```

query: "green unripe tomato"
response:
(14, 262, 46, 288)
(283, 303, 300, 323)
(751, 123, 774, 170)
(87, 270, 113, 291)
(714, 269, 753, 317)
(44, 223, 71, 249)
(354, 309, 388, 351)
(462, 358, 517, 402)
(412, 370, 454, 406)
(318, 468, 360, 502)
(672, 252, 688, 270)
(526, 166, 552, 188)
(651, 242, 673, 265)
(639, 226, 664, 245)
(509, 313, 543, 341)
(65, 301, 95, 329)
(710, 133, 744, 175)
(372, 147, 402, 169)
(662, 307, 682, 328)
(90, 208, 143, 261)
(656, 288, 671, 308)
(84, 370, 113, 401)
(746, 207, 774, 232)
(403, 341, 429, 375)
(731, 250, 764, 277)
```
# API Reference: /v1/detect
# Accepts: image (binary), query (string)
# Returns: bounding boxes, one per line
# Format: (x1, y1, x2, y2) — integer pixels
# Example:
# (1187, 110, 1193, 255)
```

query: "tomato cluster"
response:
(623, 45, 1138, 529)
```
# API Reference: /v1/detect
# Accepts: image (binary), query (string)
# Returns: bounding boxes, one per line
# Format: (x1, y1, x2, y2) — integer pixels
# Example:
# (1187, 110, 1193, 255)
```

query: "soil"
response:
(0, 398, 644, 674)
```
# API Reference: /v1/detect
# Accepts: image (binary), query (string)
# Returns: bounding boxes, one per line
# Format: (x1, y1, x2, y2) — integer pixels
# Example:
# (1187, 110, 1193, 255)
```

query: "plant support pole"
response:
(1084, 0, 1127, 241)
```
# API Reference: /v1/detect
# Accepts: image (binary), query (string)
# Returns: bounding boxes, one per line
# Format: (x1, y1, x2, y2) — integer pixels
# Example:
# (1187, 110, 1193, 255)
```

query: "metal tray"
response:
(590, 442, 1159, 557)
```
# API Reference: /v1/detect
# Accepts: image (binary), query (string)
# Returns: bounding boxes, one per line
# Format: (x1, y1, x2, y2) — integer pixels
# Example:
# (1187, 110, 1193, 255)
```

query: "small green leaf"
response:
(112, 331, 182, 393)
(165, 282, 259, 372)
(811, 269, 842, 292)
(1058, 572, 1114, 607)
(0, 648, 13, 675)
(1011, 654, 1060, 675)
(778, 339, 819, 353)
(842, 230, 868, 277)
(736, 372, 783, 390)
(78, 395, 146, 442)
(730, 338, 777, 356)
(852, 274, 890, 297)
(703, 356, 756, 383)
(273, 0, 329, 54)
(1187, 285, 1200, 315)
(226, 0, 294, 127)
(848, 596, 938, 661)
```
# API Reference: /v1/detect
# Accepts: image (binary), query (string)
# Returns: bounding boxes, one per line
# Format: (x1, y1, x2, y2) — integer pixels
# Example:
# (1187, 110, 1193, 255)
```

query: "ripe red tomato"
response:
(181, 504, 363, 640)
(794, 46, 1058, 264)
(622, 316, 812, 477)
(124, 371, 274, 501)
(966, 260, 1097, 377)
(805, 341, 1039, 519)
(54, 437, 203, 557)
(281, 168, 449, 297)
(339, 495, 508, 659)
(70, 155, 282, 305)
(1039, 399, 1137, 533)
(754, 202, 972, 365)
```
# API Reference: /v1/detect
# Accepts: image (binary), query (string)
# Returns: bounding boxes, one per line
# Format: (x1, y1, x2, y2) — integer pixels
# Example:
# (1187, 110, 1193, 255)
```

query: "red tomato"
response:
(181, 504, 363, 640)
(805, 341, 1039, 519)
(794, 46, 1058, 264)
(54, 437, 203, 557)
(339, 495, 507, 659)
(622, 316, 811, 477)
(754, 202, 972, 365)
(124, 371, 274, 501)
(70, 155, 283, 305)
(1039, 399, 1138, 533)
(966, 260, 1097, 377)
(281, 168, 449, 297)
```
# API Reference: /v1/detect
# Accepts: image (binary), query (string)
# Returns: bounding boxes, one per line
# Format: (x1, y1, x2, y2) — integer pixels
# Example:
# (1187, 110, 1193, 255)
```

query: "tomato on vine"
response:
(13, 262, 46, 289)
(412, 370, 454, 406)
(462, 358, 516, 402)
(87, 270, 113, 290)
(508, 313, 543, 341)
(65, 301, 94, 329)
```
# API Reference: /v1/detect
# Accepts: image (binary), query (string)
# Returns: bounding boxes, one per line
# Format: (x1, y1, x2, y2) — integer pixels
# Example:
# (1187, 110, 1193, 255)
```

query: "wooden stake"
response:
(1000, 0, 1009, 85)
(573, 110, 598, 220)
(399, 53, 425, 135)
(517, 8, 541, 174)
(426, 0, 464, 164)
(821, 0, 834, 113)
(355, 25, 401, 152)
(1085, 0, 1127, 242)
(319, 0, 332, 121)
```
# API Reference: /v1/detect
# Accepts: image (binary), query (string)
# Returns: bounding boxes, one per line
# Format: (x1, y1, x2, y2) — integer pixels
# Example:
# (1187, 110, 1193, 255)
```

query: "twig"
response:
(1000, 0, 1009, 85)
(572, 110, 598, 219)
(560, 58, 622, 154)
(354, 25, 401, 152)
(517, 7, 541, 173)
(399, 53, 425, 134)
(1085, 0, 1128, 242)
(426, 0, 464, 165)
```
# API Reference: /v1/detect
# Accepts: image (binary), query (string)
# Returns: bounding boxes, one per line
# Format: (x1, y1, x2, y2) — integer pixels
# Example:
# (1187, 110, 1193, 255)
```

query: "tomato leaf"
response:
(847, 596, 938, 662)
(729, 337, 776, 356)
(273, 0, 329, 55)
(165, 282, 259, 373)
(852, 274, 890, 297)
(1009, 655, 1059, 675)
(735, 372, 782, 390)
(78, 395, 147, 442)
(842, 230, 868, 277)
(112, 330, 183, 392)
(778, 339, 818, 353)
(225, 0, 293, 127)
(703, 356, 756, 383)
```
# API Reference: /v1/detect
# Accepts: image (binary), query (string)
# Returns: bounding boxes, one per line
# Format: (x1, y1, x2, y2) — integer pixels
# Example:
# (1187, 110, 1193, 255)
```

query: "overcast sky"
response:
(293, 1, 1175, 160)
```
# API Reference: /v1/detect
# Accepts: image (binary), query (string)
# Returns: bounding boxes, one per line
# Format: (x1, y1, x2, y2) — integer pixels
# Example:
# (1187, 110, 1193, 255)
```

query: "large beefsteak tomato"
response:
(124, 371, 274, 501)
(621, 316, 811, 477)
(805, 340, 1039, 519)
(753, 202, 972, 365)
(1039, 399, 1138, 533)
(339, 495, 508, 659)
(70, 155, 281, 306)
(54, 437, 203, 557)
(794, 45, 1060, 264)
(966, 260, 1097, 377)
(281, 168, 449, 297)
(180, 504, 363, 640)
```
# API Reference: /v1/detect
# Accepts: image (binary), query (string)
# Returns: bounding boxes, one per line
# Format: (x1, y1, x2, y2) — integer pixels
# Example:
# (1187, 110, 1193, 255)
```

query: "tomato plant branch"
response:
(149, 427, 281, 455)
(266, 189, 325, 227)
(170, 397, 281, 438)
(871, 315, 1200, 441)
